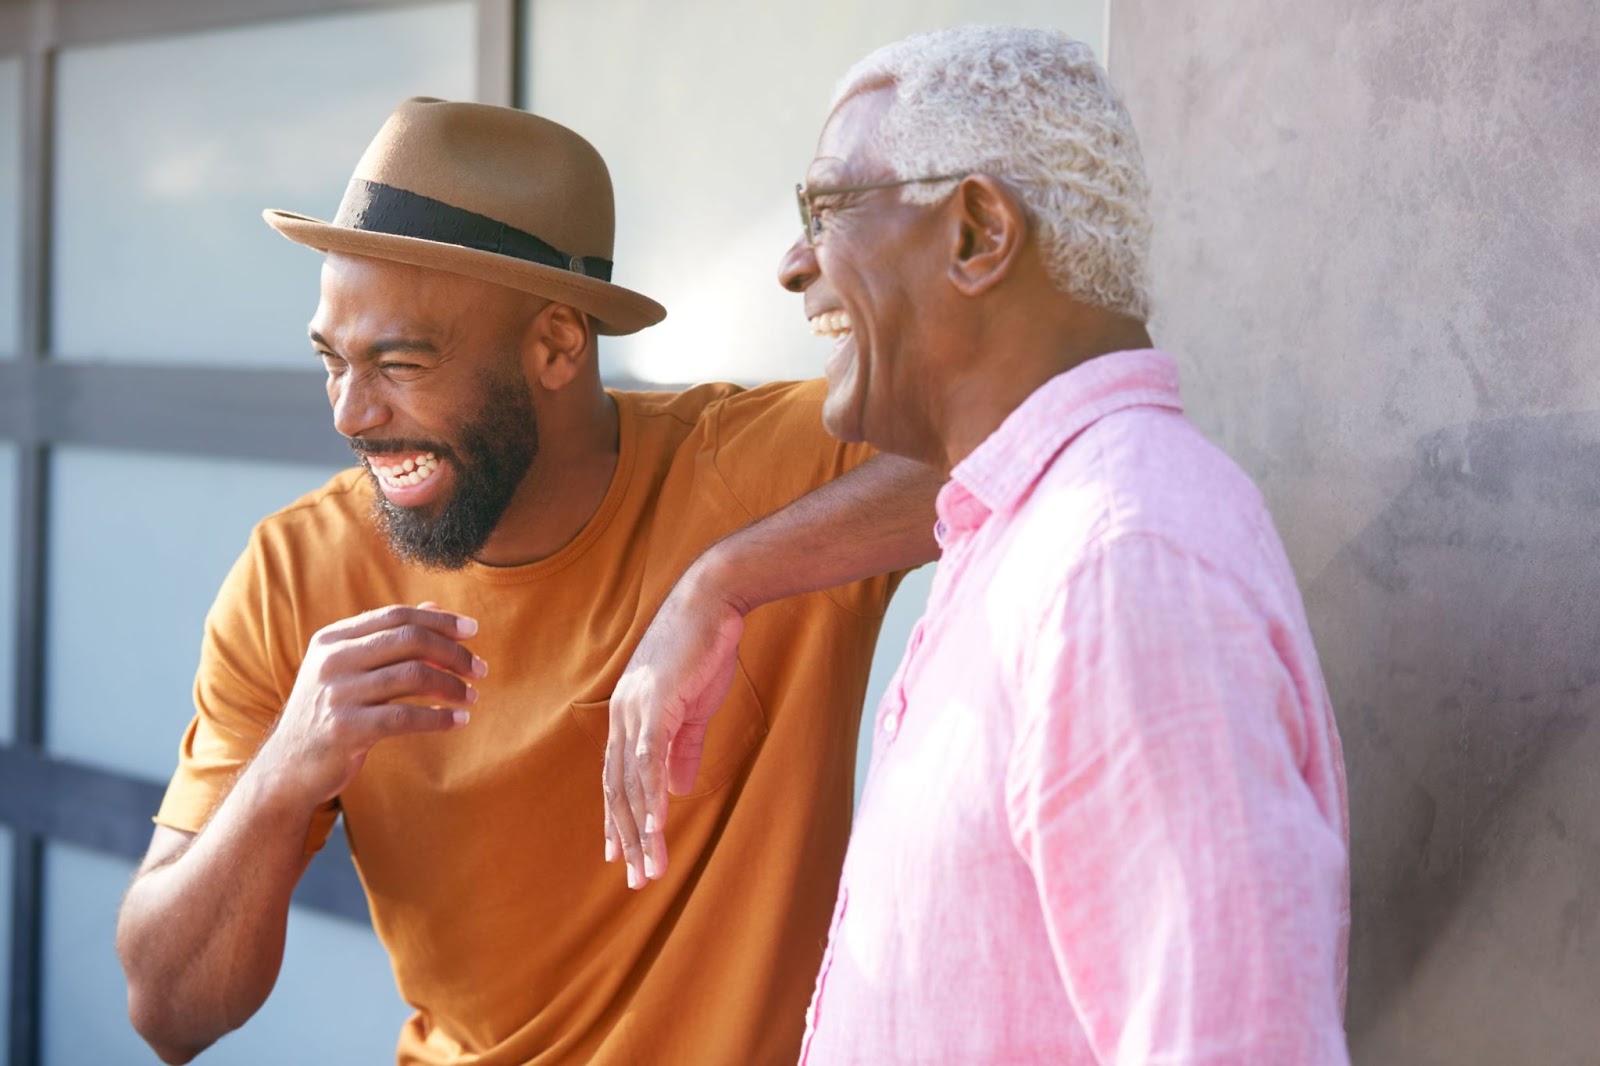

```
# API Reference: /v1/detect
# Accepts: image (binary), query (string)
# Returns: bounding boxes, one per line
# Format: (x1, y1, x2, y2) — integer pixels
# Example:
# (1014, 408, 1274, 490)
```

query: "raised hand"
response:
(255, 604, 486, 811)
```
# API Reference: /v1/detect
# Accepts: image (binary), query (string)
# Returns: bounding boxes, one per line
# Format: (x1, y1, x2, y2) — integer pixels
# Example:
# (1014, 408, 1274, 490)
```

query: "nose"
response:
(329, 368, 391, 441)
(777, 232, 818, 293)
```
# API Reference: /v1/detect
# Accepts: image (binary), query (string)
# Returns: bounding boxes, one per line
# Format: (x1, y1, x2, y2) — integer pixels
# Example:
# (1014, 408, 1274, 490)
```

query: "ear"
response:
(524, 302, 594, 391)
(946, 175, 1029, 298)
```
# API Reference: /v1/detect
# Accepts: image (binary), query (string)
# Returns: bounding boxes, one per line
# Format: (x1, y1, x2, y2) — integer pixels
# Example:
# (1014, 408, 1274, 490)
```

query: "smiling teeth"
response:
(809, 311, 853, 338)
(373, 453, 439, 486)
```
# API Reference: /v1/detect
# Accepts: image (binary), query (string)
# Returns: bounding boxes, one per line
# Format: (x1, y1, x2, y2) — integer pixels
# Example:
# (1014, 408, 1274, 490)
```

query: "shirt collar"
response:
(936, 349, 1183, 541)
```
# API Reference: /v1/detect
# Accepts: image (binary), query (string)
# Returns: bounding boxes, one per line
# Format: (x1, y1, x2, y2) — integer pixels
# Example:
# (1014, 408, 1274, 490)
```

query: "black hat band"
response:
(333, 178, 614, 282)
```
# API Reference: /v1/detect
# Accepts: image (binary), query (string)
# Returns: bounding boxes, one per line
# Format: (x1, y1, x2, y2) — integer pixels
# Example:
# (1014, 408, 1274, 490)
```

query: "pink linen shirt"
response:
(800, 350, 1351, 1065)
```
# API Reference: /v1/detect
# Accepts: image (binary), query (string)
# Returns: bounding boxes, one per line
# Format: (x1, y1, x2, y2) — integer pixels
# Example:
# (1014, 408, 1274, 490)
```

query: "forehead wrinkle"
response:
(814, 87, 895, 185)
(314, 264, 482, 361)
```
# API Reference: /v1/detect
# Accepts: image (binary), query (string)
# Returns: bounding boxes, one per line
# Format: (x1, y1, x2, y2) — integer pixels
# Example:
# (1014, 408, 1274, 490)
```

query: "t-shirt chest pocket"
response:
(568, 655, 769, 798)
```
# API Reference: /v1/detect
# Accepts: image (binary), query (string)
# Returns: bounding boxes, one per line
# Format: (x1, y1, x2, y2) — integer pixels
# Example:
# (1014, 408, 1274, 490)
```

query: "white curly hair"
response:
(832, 25, 1152, 321)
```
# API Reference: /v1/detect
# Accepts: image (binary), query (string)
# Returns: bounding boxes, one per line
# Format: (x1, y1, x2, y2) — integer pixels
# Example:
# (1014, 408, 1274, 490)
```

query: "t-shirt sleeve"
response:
(706, 378, 902, 617)
(1006, 532, 1350, 1064)
(155, 526, 339, 854)
(708, 379, 877, 512)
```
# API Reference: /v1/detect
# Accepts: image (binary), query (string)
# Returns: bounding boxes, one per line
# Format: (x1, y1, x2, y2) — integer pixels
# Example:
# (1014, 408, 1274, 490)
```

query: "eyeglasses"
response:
(795, 172, 968, 245)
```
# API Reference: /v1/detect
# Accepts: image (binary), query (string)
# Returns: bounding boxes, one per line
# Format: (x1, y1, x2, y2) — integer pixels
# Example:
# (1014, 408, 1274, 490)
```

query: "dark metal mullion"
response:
(0, 362, 661, 456)
(0, 749, 370, 924)
(8, 26, 53, 1066)
(0, 363, 353, 463)
(5, 454, 46, 1066)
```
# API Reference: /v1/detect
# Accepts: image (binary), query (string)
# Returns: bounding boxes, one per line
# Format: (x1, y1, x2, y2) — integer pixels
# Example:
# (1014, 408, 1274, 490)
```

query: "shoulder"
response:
(248, 465, 377, 558)
(614, 378, 831, 448)
(1026, 406, 1277, 578)
(708, 378, 851, 458)
(619, 380, 746, 429)
(633, 378, 870, 518)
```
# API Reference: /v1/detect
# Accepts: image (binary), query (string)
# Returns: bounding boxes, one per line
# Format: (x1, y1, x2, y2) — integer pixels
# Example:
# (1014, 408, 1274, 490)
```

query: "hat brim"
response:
(263, 209, 666, 336)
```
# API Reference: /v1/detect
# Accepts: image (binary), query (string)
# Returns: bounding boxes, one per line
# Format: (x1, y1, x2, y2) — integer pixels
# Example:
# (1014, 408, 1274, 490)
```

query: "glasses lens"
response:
(795, 184, 812, 242)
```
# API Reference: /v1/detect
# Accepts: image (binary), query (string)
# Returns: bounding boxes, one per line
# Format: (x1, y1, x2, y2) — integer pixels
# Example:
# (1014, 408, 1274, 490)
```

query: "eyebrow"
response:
(803, 158, 848, 186)
(308, 330, 439, 359)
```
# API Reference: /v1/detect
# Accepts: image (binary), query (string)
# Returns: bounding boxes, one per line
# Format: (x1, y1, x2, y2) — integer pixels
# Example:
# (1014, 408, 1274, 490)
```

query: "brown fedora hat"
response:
(264, 97, 665, 336)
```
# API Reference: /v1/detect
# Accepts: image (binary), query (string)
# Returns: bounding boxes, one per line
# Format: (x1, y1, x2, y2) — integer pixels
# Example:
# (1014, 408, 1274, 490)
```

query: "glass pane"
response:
(0, 56, 21, 356)
(46, 447, 346, 782)
(0, 825, 11, 1053)
(856, 564, 933, 803)
(0, 442, 15, 746)
(52, 3, 475, 367)
(524, 0, 1104, 384)
(42, 842, 406, 1066)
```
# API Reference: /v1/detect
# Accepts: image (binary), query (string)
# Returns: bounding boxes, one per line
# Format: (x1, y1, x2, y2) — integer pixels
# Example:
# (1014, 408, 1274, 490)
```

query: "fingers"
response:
(354, 659, 481, 709)
(621, 758, 652, 883)
(604, 804, 620, 865)
(603, 733, 646, 889)
(365, 702, 470, 738)
(634, 723, 672, 881)
(344, 623, 487, 681)
(322, 604, 479, 643)
(317, 603, 486, 741)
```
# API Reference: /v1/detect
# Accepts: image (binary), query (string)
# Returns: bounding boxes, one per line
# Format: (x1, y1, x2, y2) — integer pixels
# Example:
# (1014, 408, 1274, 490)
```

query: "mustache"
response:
(347, 436, 457, 463)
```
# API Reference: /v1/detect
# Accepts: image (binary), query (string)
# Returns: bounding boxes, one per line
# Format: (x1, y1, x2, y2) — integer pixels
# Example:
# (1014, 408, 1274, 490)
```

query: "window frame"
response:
(0, 4, 518, 1062)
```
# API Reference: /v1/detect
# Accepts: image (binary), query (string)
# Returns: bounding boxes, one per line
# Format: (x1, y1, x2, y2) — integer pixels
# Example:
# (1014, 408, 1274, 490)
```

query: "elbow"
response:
(152, 1043, 202, 1066)
(120, 936, 222, 1066)
(126, 985, 218, 1065)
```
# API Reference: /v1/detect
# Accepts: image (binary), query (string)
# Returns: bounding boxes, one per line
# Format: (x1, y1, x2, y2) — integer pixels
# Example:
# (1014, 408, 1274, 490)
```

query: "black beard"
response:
(355, 365, 539, 570)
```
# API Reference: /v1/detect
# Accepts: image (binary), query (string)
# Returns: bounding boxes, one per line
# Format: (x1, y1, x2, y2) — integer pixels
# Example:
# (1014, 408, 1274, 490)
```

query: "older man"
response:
(777, 26, 1352, 1062)
(115, 98, 938, 1065)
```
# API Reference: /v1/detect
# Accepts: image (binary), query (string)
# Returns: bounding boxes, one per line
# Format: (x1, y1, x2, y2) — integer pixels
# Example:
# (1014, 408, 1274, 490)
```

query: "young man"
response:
(115, 98, 939, 1065)
(774, 27, 1351, 1063)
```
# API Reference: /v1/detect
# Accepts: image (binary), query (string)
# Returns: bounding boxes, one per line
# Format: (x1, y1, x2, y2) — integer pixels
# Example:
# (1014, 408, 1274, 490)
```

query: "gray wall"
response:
(1110, 2, 1600, 1063)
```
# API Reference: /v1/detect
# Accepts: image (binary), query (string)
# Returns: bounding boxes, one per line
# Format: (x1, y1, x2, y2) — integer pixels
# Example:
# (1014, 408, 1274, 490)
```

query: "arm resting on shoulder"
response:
(603, 452, 943, 888)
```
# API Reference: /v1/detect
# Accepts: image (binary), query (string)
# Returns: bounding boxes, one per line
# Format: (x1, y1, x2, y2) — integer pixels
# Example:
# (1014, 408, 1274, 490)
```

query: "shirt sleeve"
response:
(708, 379, 877, 513)
(1005, 532, 1350, 1065)
(155, 527, 340, 854)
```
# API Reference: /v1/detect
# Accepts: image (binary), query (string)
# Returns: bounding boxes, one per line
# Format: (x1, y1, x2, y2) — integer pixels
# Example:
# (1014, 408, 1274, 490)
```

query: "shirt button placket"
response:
(882, 623, 924, 741)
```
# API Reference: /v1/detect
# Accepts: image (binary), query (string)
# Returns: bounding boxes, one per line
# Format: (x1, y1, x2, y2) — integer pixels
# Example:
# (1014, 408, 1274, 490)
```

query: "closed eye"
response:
(809, 199, 843, 236)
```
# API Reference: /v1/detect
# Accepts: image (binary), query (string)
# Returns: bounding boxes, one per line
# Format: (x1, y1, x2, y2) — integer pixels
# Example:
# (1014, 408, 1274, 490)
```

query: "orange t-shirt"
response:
(156, 380, 900, 1065)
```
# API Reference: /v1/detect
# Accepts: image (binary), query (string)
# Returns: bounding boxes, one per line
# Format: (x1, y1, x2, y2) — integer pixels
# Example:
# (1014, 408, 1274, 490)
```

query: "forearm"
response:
(695, 452, 943, 613)
(117, 760, 319, 1063)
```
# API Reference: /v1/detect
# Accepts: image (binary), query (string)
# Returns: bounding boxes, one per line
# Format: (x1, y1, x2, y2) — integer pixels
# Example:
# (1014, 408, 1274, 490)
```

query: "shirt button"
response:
(882, 713, 899, 737)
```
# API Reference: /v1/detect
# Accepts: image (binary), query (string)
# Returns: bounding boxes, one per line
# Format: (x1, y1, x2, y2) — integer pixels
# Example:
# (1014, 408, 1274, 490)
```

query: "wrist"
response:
(241, 736, 334, 825)
(681, 541, 757, 618)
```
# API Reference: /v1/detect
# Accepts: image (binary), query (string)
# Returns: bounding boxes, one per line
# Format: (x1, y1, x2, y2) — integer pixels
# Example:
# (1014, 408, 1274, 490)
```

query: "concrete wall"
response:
(1110, 2, 1600, 1063)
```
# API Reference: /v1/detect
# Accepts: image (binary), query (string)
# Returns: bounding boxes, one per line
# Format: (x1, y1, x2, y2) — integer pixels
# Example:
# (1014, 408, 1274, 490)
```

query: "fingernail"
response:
(605, 838, 618, 863)
(465, 686, 479, 704)
(451, 710, 470, 727)
(472, 656, 489, 678)
(456, 616, 479, 637)
(644, 813, 658, 836)
(627, 865, 640, 890)
(644, 854, 658, 879)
